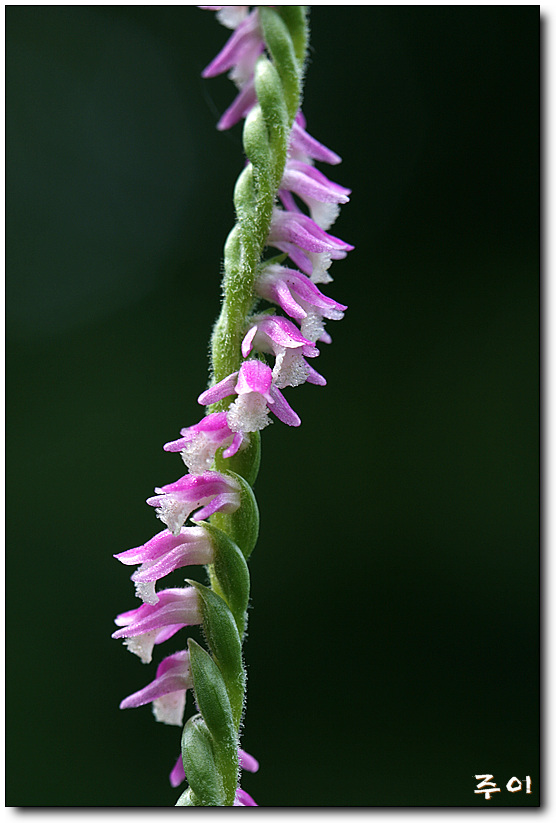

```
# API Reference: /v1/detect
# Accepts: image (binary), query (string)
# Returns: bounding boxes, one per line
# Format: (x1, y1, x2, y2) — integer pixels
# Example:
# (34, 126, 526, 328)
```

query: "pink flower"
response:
(255, 263, 347, 343)
(202, 10, 262, 82)
(241, 315, 325, 388)
(279, 158, 351, 231)
(120, 650, 193, 726)
(146, 471, 241, 536)
(198, 360, 301, 431)
(163, 412, 246, 475)
(267, 207, 354, 282)
(112, 587, 202, 663)
(114, 526, 214, 605)
(201, 9, 264, 131)
(289, 111, 342, 166)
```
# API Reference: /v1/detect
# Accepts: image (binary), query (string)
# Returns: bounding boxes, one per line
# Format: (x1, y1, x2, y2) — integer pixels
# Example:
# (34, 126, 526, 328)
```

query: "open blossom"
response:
(255, 263, 347, 344)
(242, 315, 325, 388)
(114, 526, 214, 605)
(120, 650, 193, 726)
(279, 158, 351, 231)
(267, 207, 354, 282)
(202, 9, 262, 84)
(146, 471, 241, 536)
(163, 412, 246, 475)
(198, 359, 301, 431)
(201, 8, 263, 131)
(289, 111, 342, 166)
(112, 587, 202, 664)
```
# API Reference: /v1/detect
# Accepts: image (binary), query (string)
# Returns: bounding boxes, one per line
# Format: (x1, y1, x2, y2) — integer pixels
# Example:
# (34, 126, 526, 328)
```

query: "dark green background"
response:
(6, 5, 539, 808)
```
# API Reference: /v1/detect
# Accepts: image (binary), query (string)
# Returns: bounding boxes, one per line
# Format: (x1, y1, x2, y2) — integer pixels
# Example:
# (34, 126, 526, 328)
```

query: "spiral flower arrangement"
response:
(112, 6, 352, 806)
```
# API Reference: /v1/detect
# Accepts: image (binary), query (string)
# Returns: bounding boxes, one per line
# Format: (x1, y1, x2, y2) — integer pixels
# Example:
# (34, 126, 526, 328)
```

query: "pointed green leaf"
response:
(210, 470, 259, 559)
(187, 581, 245, 726)
(187, 642, 239, 805)
(188, 639, 237, 745)
(202, 522, 250, 637)
(180, 714, 225, 807)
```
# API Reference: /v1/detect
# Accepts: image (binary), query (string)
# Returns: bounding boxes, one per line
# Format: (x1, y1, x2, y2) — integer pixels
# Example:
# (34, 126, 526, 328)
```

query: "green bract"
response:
(202, 521, 250, 637)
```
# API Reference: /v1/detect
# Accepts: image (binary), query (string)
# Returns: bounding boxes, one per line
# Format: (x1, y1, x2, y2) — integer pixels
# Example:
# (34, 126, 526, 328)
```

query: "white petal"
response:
(156, 498, 192, 536)
(300, 310, 326, 344)
(308, 251, 333, 284)
(180, 433, 217, 475)
(227, 394, 270, 433)
(152, 690, 187, 726)
(124, 631, 157, 664)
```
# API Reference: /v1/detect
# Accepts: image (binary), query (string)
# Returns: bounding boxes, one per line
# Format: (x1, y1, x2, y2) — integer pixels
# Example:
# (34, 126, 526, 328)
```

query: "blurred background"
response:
(6, 5, 538, 807)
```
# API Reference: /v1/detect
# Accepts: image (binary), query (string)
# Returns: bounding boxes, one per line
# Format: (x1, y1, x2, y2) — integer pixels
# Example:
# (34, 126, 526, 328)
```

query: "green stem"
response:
(183, 7, 309, 806)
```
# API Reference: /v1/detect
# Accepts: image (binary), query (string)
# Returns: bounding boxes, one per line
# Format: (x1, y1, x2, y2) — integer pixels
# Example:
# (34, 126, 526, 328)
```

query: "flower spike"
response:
(114, 6, 351, 807)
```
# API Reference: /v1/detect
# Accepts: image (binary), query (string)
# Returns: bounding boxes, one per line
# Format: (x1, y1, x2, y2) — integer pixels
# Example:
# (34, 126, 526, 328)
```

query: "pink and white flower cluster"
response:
(113, 8, 352, 805)
(194, 4, 352, 436)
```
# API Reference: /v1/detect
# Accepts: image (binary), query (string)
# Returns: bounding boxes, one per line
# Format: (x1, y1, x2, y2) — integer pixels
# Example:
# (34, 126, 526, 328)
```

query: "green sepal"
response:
(201, 522, 250, 638)
(180, 714, 225, 807)
(258, 6, 300, 124)
(187, 642, 239, 805)
(210, 470, 259, 559)
(187, 581, 245, 727)
(215, 429, 261, 486)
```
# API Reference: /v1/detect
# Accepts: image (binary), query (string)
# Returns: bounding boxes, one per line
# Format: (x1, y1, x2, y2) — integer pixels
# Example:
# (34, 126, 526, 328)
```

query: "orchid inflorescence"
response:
(112, 5, 352, 806)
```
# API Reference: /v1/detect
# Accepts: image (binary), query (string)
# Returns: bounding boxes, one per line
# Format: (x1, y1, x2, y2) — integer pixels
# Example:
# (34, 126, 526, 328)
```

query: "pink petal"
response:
(114, 529, 191, 565)
(169, 755, 186, 788)
(198, 372, 239, 405)
(217, 79, 257, 131)
(290, 119, 342, 165)
(202, 11, 261, 78)
(235, 360, 273, 398)
(235, 788, 258, 806)
(241, 325, 258, 357)
(239, 749, 259, 773)
(269, 387, 301, 427)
